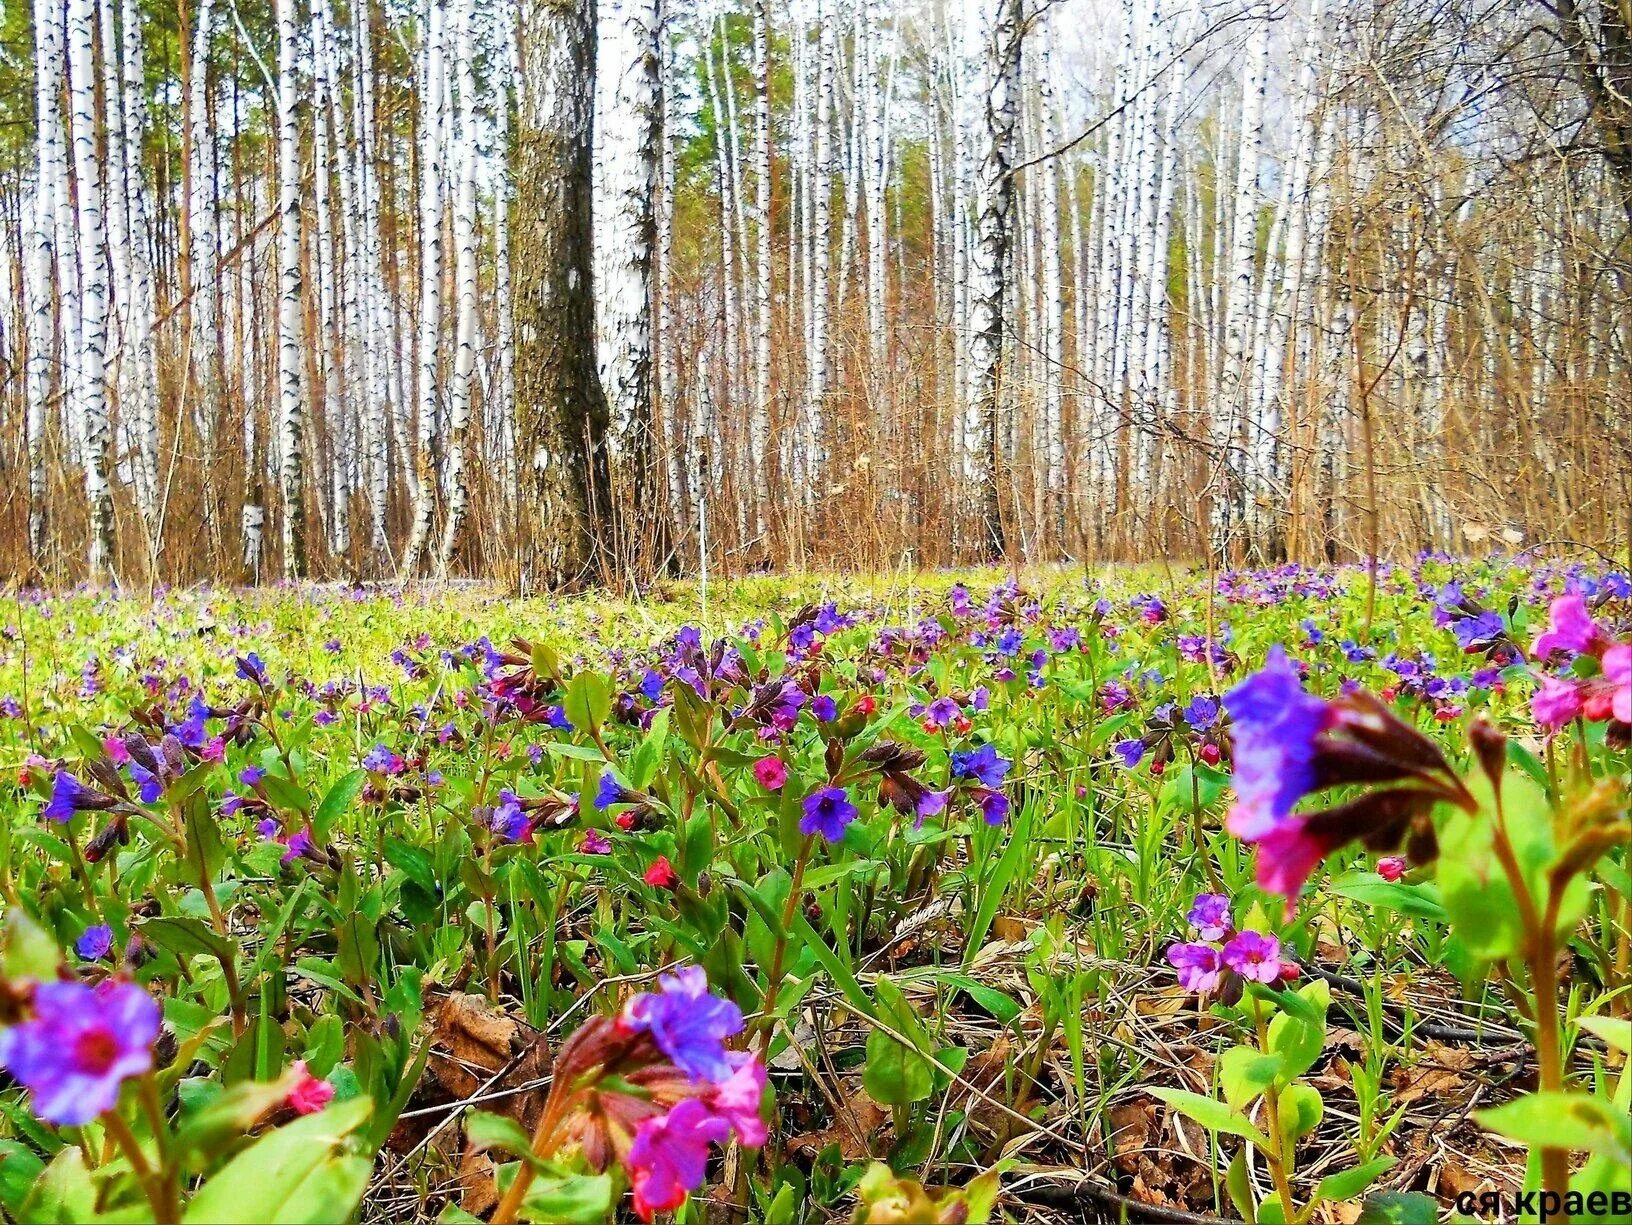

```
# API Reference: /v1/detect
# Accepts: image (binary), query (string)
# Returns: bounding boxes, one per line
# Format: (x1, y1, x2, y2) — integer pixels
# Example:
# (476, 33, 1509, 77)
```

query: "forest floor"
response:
(0, 559, 1626, 1223)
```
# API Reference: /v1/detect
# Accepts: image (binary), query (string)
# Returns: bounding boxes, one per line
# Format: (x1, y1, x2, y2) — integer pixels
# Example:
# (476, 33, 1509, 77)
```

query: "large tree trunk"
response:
(516, 0, 613, 589)
(275, 0, 306, 579)
(594, 0, 662, 571)
(66, 0, 116, 581)
(965, 0, 1020, 559)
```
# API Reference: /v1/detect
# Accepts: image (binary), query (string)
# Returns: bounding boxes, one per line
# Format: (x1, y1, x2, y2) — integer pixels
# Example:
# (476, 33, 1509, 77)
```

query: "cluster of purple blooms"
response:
(611, 967, 768, 1220)
(1166, 894, 1296, 995)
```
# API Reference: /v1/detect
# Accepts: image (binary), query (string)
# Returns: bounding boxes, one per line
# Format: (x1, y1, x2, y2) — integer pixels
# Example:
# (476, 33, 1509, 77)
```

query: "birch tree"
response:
(275, 0, 307, 579)
(517, 0, 614, 587)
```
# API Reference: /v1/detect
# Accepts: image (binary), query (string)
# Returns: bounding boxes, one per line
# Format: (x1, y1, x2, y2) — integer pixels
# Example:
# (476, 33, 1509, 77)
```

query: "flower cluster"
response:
(1165, 894, 1296, 996)
(1527, 595, 1630, 737)
(1223, 646, 1473, 910)
(541, 966, 769, 1221)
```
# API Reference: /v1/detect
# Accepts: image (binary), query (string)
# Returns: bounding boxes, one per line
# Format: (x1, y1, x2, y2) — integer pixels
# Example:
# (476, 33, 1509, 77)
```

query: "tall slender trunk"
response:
(275, 0, 307, 579)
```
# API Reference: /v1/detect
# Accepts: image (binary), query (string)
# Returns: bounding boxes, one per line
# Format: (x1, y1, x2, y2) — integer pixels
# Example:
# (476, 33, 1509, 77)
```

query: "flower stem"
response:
(102, 1108, 178, 1225)
(754, 835, 814, 1048)
(489, 1089, 574, 1225)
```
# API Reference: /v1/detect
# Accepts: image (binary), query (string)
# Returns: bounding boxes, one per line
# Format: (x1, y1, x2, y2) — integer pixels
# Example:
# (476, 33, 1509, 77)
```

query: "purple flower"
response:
(628, 1098, 731, 1221)
(976, 788, 1010, 825)
(950, 742, 1011, 788)
(1531, 594, 1603, 660)
(490, 791, 530, 842)
(810, 694, 837, 722)
(621, 965, 744, 1084)
(0, 980, 160, 1124)
(1222, 647, 1333, 840)
(75, 924, 115, 961)
(236, 653, 268, 685)
(1451, 611, 1504, 651)
(640, 669, 665, 702)
(800, 786, 858, 842)
(170, 696, 210, 749)
(1221, 931, 1285, 984)
(1182, 696, 1220, 730)
(708, 1053, 769, 1146)
(1186, 894, 1232, 942)
(580, 829, 612, 855)
(1167, 942, 1225, 995)
(595, 771, 635, 811)
(43, 776, 107, 825)
(1114, 739, 1146, 769)
(239, 766, 265, 787)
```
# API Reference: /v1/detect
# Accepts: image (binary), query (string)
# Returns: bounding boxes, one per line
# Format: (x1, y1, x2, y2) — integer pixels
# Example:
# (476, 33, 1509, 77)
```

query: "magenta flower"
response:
(1531, 676, 1585, 731)
(1251, 820, 1341, 903)
(1186, 893, 1232, 942)
(1376, 856, 1406, 882)
(0, 981, 160, 1124)
(752, 757, 787, 791)
(1530, 594, 1604, 660)
(620, 966, 744, 1085)
(1221, 931, 1285, 984)
(707, 1053, 769, 1147)
(1604, 645, 1630, 724)
(627, 1098, 731, 1221)
(580, 829, 612, 855)
(1223, 647, 1333, 840)
(1166, 942, 1225, 995)
(284, 1061, 336, 1115)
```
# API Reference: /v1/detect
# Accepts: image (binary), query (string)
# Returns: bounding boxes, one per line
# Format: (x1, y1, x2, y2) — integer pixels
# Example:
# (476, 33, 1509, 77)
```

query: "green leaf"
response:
(2, 910, 61, 982)
(563, 673, 612, 735)
(1313, 1158, 1396, 1205)
(517, 1172, 615, 1224)
(183, 1096, 373, 1223)
(1475, 1092, 1632, 1162)
(174, 1074, 301, 1169)
(1277, 1082, 1323, 1146)
(1149, 1088, 1272, 1148)
(465, 1111, 537, 1161)
(140, 915, 236, 965)
(314, 771, 366, 840)
(1219, 1045, 1283, 1110)
(1355, 1190, 1439, 1224)
(1577, 1016, 1632, 1055)
(862, 1029, 934, 1106)
(1224, 1149, 1257, 1224)
(1331, 875, 1448, 924)
(0, 1142, 45, 1216)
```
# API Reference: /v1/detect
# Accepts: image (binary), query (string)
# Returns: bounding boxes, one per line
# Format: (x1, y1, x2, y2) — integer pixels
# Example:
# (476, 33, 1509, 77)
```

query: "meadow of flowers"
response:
(0, 559, 1627, 1223)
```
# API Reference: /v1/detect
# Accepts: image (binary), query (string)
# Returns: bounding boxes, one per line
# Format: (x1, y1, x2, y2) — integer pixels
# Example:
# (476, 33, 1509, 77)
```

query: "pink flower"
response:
(1376, 856, 1406, 882)
(752, 757, 787, 791)
(580, 829, 612, 855)
(627, 1099, 730, 1221)
(1186, 893, 1232, 942)
(1604, 645, 1630, 724)
(1221, 931, 1284, 984)
(643, 856, 679, 889)
(1166, 942, 1225, 995)
(1252, 821, 1339, 910)
(103, 737, 130, 765)
(707, 1054, 769, 1147)
(285, 1061, 335, 1115)
(1531, 675, 1585, 731)
(1531, 595, 1604, 661)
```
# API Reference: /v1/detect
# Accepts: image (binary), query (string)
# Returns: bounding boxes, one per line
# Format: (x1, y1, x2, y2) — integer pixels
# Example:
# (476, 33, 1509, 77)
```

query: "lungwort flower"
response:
(0, 980, 161, 1125)
(1223, 646, 1474, 909)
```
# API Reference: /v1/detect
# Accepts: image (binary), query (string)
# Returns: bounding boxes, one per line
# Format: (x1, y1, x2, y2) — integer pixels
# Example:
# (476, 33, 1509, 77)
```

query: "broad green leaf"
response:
(183, 1096, 373, 1224)
(1475, 1092, 1632, 1162)
(517, 1172, 615, 1224)
(1313, 1158, 1396, 1205)
(862, 1029, 934, 1106)
(1355, 1190, 1439, 1224)
(465, 1111, 536, 1161)
(1277, 1082, 1323, 1146)
(314, 770, 366, 840)
(1219, 1045, 1283, 1110)
(1577, 1016, 1632, 1055)
(1149, 1088, 1271, 1148)
(563, 672, 612, 735)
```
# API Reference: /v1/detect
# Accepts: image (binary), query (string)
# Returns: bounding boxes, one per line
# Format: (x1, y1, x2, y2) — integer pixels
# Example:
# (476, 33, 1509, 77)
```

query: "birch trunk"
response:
(275, 0, 307, 579)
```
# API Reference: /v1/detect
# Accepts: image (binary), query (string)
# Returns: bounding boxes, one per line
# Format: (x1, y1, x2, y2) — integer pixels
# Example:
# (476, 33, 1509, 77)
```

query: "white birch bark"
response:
(438, 0, 482, 572)
(66, 0, 115, 579)
(275, 0, 306, 578)
(26, 0, 67, 557)
(1213, 12, 1269, 555)
(401, 0, 447, 574)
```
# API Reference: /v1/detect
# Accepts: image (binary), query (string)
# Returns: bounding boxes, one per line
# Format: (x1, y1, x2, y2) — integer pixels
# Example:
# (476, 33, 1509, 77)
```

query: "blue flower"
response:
(799, 787, 857, 842)
(1182, 695, 1220, 730)
(621, 965, 744, 1084)
(950, 743, 1010, 788)
(810, 694, 837, 722)
(236, 653, 268, 685)
(74, 924, 114, 961)
(170, 696, 210, 749)
(595, 770, 634, 811)
(1222, 646, 1332, 840)
(44, 771, 103, 823)
(1114, 739, 1146, 768)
